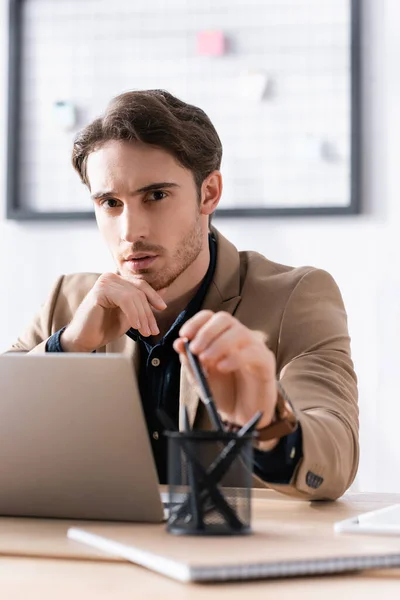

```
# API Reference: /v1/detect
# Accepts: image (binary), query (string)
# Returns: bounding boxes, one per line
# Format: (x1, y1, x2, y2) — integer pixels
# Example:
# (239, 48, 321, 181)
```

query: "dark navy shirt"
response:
(46, 233, 302, 484)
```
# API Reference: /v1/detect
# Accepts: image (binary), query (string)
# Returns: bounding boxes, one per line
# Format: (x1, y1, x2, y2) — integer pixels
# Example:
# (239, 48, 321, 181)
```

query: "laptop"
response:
(0, 353, 165, 522)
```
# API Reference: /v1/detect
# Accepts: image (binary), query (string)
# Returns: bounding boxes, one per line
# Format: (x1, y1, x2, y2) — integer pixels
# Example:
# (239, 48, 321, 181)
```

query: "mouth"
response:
(124, 255, 158, 271)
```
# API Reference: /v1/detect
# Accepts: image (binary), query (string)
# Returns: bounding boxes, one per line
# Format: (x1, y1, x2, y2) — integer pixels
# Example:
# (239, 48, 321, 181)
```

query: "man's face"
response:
(87, 140, 208, 292)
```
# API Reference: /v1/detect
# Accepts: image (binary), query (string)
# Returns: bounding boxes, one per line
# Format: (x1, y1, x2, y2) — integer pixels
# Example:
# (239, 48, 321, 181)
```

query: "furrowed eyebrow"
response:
(135, 182, 180, 194)
(91, 191, 114, 202)
(91, 182, 179, 202)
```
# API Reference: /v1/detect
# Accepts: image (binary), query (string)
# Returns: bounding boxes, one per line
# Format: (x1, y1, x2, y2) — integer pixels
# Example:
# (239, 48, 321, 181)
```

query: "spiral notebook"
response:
(67, 520, 400, 583)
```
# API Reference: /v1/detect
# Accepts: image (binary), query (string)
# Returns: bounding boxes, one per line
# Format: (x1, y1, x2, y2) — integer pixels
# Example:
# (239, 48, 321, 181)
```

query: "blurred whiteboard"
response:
(9, 0, 360, 218)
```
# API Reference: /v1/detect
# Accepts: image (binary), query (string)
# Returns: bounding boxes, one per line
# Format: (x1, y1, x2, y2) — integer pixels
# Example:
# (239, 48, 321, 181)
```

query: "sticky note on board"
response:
(196, 30, 226, 56)
(237, 71, 270, 101)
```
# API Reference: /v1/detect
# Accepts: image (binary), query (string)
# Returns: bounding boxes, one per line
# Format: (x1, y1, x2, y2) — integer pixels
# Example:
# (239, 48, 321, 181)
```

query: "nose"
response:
(120, 204, 149, 243)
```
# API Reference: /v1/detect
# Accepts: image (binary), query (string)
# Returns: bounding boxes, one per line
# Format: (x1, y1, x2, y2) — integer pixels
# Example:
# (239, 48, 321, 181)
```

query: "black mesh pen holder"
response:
(166, 430, 253, 536)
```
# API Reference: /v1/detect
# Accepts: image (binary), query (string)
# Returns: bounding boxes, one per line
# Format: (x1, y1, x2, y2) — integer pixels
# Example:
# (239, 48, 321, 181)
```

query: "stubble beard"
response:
(139, 214, 204, 292)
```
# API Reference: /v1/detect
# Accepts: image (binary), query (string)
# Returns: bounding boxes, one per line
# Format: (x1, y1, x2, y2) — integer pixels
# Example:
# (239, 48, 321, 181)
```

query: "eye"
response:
(147, 190, 167, 202)
(101, 198, 120, 209)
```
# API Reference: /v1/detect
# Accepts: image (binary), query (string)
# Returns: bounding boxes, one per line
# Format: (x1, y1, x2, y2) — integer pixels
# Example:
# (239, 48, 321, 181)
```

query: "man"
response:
(8, 90, 358, 500)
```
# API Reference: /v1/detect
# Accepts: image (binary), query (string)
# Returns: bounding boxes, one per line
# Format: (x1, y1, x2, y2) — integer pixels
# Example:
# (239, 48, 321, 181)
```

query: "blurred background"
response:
(0, 0, 397, 493)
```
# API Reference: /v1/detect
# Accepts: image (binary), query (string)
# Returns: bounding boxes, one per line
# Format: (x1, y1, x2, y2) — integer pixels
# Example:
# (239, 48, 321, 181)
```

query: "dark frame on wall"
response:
(6, 0, 362, 221)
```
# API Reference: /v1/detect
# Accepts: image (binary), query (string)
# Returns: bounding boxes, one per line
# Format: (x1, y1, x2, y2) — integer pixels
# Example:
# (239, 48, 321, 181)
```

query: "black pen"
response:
(183, 339, 223, 431)
(183, 406, 204, 530)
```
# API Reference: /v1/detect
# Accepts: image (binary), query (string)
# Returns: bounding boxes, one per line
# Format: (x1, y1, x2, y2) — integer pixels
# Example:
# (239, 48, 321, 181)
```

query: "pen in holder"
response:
(158, 339, 262, 535)
(158, 409, 261, 536)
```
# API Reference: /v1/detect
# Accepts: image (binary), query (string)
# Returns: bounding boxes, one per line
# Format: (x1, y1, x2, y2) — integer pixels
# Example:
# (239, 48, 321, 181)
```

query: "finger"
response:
(130, 294, 154, 337)
(178, 310, 215, 340)
(95, 274, 165, 314)
(102, 279, 160, 335)
(125, 278, 167, 311)
(196, 324, 249, 366)
(140, 295, 160, 336)
(118, 297, 142, 332)
(188, 312, 236, 355)
(173, 337, 186, 354)
(216, 343, 275, 382)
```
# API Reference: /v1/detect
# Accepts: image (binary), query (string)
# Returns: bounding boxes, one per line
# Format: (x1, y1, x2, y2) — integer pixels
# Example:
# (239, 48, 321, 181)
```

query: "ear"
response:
(199, 171, 223, 216)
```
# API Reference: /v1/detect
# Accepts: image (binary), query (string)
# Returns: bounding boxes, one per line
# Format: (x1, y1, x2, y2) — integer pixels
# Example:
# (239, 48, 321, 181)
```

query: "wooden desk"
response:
(1, 491, 400, 599)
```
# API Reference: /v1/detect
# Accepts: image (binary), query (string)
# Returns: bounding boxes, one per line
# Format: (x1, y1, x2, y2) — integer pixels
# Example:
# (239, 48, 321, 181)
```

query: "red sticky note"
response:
(196, 30, 226, 56)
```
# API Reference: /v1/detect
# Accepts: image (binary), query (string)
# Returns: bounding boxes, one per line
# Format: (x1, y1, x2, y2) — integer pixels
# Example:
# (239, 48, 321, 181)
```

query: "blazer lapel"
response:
(180, 228, 242, 429)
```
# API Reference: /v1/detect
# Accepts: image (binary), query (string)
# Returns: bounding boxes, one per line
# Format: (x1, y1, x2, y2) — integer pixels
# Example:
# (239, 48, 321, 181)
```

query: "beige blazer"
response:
(8, 229, 359, 501)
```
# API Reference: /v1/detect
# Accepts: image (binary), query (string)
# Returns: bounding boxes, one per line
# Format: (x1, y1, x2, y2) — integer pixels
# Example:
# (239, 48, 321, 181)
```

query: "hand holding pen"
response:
(183, 339, 223, 431)
(173, 310, 278, 432)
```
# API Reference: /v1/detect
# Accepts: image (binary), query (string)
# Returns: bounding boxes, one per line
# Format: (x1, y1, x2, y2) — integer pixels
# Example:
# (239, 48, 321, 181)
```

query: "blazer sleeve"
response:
(267, 268, 359, 501)
(6, 276, 65, 354)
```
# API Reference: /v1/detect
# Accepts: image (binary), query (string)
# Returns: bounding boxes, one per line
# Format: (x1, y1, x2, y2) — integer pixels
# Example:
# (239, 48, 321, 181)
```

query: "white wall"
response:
(0, 0, 396, 491)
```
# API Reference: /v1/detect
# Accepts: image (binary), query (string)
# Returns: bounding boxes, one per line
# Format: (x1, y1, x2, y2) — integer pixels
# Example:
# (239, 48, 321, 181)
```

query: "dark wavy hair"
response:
(72, 89, 223, 195)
